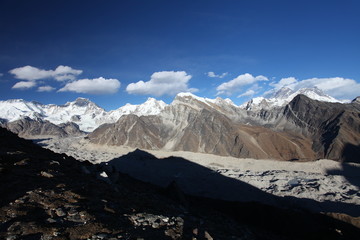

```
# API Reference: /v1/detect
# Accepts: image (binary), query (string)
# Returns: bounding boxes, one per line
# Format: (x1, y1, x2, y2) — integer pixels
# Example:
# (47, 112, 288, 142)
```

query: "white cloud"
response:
(53, 65, 83, 81)
(58, 77, 121, 94)
(268, 77, 360, 100)
(270, 77, 298, 90)
(9, 65, 82, 81)
(207, 71, 228, 78)
(0, 73, 3, 77)
(37, 85, 56, 92)
(216, 73, 268, 95)
(126, 71, 197, 96)
(238, 89, 255, 97)
(12, 81, 37, 89)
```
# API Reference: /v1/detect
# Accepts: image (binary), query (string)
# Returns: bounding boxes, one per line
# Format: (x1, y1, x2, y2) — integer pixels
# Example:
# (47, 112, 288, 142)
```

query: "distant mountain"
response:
(89, 93, 360, 162)
(89, 93, 316, 161)
(106, 97, 167, 124)
(0, 98, 106, 132)
(2, 117, 83, 138)
(0, 89, 343, 133)
(0, 97, 167, 132)
(242, 87, 341, 111)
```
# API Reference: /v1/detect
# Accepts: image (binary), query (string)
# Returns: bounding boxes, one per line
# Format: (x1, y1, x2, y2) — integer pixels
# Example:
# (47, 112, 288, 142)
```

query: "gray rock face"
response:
(90, 114, 165, 149)
(4, 117, 84, 138)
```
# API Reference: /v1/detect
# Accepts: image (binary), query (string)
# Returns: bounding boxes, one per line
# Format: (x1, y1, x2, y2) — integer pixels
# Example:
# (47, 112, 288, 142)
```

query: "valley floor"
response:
(35, 136, 360, 220)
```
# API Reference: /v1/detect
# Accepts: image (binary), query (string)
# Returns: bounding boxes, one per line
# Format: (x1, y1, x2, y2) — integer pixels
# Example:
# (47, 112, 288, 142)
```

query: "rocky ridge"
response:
(1, 117, 84, 138)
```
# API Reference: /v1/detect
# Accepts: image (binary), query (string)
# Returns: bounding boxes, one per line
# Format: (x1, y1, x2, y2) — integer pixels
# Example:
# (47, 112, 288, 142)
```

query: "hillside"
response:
(1, 127, 360, 239)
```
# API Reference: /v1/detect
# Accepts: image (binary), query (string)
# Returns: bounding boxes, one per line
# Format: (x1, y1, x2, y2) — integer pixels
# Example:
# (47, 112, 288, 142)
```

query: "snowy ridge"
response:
(0, 97, 168, 132)
(0, 99, 46, 122)
(242, 87, 342, 111)
(174, 92, 236, 108)
(107, 97, 167, 123)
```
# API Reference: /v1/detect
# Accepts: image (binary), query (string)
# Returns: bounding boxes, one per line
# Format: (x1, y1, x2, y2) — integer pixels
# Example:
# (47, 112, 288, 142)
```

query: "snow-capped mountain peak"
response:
(174, 92, 236, 109)
(272, 87, 294, 99)
(242, 87, 341, 111)
(107, 97, 168, 123)
(174, 92, 208, 104)
(63, 97, 102, 109)
(66, 97, 94, 107)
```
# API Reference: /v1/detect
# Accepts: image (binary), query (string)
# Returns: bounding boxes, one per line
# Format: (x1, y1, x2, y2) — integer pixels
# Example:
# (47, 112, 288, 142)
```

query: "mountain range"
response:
(1, 87, 359, 162)
(0, 97, 167, 132)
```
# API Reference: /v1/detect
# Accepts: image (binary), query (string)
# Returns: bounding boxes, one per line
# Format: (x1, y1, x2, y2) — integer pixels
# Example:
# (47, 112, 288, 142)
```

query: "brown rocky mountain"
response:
(281, 95, 360, 162)
(2, 117, 84, 138)
(89, 114, 165, 149)
(1, 127, 359, 239)
(89, 94, 360, 162)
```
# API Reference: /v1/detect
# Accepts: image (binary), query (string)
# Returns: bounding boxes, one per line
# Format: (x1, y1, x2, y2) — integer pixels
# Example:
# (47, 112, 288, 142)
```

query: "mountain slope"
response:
(88, 95, 316, 161)
(88, 93, 360, 162)
(282, 94, 360, 162)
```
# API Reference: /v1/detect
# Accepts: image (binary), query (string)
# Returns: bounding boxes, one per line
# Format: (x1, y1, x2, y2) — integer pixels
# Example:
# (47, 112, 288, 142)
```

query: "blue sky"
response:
(1, 0, 359, 110)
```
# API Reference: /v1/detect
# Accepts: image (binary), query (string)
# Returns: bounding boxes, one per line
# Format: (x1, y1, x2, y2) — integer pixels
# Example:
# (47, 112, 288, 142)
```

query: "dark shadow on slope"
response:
(30, 138, 52, 147)
(326, 144, 360, 189)
(342, 143, 360, 164)
(103, 149, 360, 217)
(99, 149, 360, 240)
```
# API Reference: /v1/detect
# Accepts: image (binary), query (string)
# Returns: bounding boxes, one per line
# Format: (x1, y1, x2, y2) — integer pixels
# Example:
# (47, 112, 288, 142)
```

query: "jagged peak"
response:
(1, 98, 26, 103)
(352, 96, 360, 104)
(144, 97, 167, 106)
(174, 92, 237, 109)
(64, 97, 102, 109)
(145, 97, 157, 102)
(272, 87, 294, 99)
(174, 92, 209, 105)
(214, 97, 236, 106)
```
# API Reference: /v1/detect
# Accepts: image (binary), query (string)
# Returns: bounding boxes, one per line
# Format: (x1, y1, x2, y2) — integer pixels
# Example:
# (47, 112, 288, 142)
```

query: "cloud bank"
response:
(58, 77, 121, 94)
(9, 65, 121, 95)
(216, 73, 268, 96)
(126, 71, 197, 96)
(9, 65, 82, 81)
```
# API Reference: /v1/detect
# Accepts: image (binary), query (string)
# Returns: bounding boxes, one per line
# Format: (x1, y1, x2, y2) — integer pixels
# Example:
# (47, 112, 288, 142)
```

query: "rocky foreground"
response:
(1, 127, 360, 239)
